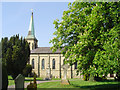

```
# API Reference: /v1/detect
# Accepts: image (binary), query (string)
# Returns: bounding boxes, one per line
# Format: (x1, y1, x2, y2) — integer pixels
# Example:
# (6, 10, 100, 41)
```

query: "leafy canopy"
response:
(50, 2, 120, 78)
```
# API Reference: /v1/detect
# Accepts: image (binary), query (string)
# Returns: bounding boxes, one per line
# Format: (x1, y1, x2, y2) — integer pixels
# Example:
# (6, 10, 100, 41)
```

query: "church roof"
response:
(31, 47, 62, 54)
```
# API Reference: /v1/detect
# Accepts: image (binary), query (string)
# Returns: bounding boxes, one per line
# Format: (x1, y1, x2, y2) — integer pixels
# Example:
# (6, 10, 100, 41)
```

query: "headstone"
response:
(15, 74, 25, 90)
(61, 64, 70, 85)
(45, 68, 51, 80)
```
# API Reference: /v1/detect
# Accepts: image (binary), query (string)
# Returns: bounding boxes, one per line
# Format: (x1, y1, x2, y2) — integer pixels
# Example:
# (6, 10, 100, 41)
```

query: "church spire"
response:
(26, 9, 38, 50)
(28, 9, 35, 37)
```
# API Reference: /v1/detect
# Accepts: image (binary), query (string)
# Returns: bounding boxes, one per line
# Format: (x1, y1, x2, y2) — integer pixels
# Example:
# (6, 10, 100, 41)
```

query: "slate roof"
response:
(31, 47, 62, 54)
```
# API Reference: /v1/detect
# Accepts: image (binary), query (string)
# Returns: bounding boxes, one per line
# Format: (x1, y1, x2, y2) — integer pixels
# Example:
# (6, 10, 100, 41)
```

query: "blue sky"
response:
(2, 2, 71, 47)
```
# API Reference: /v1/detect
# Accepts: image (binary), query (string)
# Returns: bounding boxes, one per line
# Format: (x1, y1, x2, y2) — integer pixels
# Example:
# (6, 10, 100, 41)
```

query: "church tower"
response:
(26, 10, 38, 50)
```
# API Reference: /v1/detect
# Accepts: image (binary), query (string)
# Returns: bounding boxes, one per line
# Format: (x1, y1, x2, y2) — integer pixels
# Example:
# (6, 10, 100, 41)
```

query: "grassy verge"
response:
(8, 75, 120, 90)
(37, 81, 74, 88)
(37, 79, 120, 89)
(25, 77, 43, 81)
(8, 75, 43, 86)
(8, 80, 30, 86)
(8, 75, 14, 85)
(51, 78, 61, 80)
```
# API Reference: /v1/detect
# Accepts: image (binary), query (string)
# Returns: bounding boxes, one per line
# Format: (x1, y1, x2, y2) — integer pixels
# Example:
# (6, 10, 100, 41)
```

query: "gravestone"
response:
(61, 64, 70, 85)
(45, 68, 51, 80)
(15, 74, 25, 90)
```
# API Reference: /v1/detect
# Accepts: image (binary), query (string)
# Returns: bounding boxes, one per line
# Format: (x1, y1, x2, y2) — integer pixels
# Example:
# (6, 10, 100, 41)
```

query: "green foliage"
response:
(1, 34, 30, 79)
(2, 64, 8, 90)
(50, 2, 120, 80)
(23, 64, 32, 77)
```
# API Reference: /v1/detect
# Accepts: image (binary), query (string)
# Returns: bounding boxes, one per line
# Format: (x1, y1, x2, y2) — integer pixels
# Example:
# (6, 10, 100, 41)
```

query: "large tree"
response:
(2, 35, 30, 79)
(0, 40, 8, 89)
(50, 2, 120, 80)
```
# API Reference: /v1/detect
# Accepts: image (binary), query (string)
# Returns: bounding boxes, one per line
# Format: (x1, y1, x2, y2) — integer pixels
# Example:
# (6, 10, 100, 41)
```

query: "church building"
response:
(26, 11, 82, 79)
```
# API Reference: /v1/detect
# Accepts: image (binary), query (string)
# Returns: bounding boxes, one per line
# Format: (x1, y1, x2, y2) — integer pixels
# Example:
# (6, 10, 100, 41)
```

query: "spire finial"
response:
(31, 9, 33, 15)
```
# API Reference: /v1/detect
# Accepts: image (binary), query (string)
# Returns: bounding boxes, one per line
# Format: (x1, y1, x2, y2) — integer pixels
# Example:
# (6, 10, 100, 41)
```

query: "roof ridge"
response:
(31, 47, 61, 54)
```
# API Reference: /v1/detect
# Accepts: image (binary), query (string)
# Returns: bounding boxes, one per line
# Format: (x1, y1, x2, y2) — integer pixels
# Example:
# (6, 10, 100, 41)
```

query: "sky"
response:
(2, 2, 72, 47)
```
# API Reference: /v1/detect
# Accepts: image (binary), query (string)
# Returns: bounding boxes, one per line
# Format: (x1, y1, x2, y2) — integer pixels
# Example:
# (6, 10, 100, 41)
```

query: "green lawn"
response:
(8, 79, 30, 86)
(8, 75, 120, 90)
(8, 75, 13, 80)
(8, 75, 43, 86)
(37, 79, 120, 90)
(51, 78, 61, 80)
(8, 76, 14, 85)
(25, 77, 43, 81)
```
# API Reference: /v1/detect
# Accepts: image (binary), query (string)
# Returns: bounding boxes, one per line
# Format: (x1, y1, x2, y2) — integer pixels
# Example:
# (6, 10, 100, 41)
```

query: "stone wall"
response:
(30, 53, 81, 78)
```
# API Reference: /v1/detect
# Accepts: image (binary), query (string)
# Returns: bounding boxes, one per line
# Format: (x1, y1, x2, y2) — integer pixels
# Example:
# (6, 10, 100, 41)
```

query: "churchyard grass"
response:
(8, 75, 61, 86)
(51, 78, 61, 80)
(8, 75, 14, 85)
(8, 75, 13, 79)
(25, 77, 43, 81)
(8, 75, 120, 89)
(8, 79, 15, 86)
(37, 79, 120, 89)
(8, 75, 43, 86)
(8, 79, 30, 86)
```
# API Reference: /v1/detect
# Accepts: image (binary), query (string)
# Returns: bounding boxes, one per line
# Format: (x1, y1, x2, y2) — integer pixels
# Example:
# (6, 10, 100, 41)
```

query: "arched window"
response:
(32, 59, 34, 69)
(42, 59, 45, 69)
(52, 59, 55, 69)
(74, 62, 77, 69)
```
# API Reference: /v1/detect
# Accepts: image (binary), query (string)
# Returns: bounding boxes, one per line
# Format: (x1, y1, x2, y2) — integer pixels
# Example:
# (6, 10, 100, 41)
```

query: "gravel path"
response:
(8, 80, 60, 89)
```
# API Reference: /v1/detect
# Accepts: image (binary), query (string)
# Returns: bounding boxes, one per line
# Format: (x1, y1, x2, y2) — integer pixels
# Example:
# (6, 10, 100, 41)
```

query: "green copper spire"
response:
(26, 9, 36, 39)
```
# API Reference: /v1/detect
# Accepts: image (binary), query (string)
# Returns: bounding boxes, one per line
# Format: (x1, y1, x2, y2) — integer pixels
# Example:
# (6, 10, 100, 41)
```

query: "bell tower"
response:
(26, 9, 38, 50)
